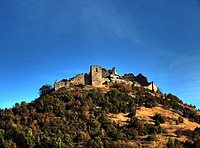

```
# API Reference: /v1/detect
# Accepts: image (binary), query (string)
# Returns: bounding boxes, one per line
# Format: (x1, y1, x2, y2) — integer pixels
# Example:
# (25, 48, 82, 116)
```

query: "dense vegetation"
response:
(0, 83, 199, 147)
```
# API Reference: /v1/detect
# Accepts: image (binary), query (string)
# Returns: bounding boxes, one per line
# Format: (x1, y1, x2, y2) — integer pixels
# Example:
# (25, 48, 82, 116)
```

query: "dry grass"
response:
(107, 105, 200, 147)
(107, 113, 130, 126)
(114, 140, 139, 148)
(136, 105, 200, 147)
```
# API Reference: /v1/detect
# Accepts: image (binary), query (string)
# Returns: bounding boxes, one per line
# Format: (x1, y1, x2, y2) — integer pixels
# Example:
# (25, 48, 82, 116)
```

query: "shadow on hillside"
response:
(175, 129, 193, 140)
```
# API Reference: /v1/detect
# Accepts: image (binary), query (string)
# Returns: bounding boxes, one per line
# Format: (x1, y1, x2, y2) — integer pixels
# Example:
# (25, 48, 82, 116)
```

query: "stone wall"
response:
(54, 81, 70, 91)
(70, 74, 85, 85)
(90, 65, 102, 86)
(102, 68, 110, 78)
(102, 67, 118, 78)
(144, 82, 158, 92)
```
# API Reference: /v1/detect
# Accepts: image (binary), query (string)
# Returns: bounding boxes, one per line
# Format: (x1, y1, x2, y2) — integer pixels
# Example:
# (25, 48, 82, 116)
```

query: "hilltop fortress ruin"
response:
(54, 65, 158, 92)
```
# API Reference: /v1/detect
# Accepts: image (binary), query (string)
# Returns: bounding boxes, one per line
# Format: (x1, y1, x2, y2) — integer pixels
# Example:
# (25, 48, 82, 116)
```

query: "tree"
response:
(0, 129, 5, 145)
(39, 85, 52, 96)
(174, 139, 182, 148)
(193, 128, 200, 141)
(152, 113, 165, 123)
(63, 134, 74, 148)
(21, 101, 27, 111)
(52, 137, 66, 148)
(167, 138, 174, 148)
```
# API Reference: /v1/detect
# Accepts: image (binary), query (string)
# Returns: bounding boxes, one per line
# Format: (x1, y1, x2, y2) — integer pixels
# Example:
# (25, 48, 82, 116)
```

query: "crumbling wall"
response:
(54, 81, 70, 91)
(54, 65, 159, 92)
(70, 74, 85, 85)
(144, 82, 158, 92)
(102, 68, 110, 78)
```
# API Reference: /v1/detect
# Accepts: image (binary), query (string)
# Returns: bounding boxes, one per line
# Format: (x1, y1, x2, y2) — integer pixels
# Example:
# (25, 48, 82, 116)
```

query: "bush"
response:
(111, 83, 132, 92)
(193, 141, 200, 148)
(157, 126, 163, 134)
(147, 125, 158, 134)
(152, 114, 165, 124)
(146, 135, 156, 141)
(129, 116, 139, 128)
(174, 139, 182, 148)
(176, 117, 184, 125)
(193, 128, 200, 141)
(167, 93, 182, 104)
(167, 138, 174, 148)
(144, 101, 156, 108)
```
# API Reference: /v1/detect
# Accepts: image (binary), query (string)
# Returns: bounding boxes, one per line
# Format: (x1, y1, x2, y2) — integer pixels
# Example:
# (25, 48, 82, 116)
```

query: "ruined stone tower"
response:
(90, 65, 102, 86)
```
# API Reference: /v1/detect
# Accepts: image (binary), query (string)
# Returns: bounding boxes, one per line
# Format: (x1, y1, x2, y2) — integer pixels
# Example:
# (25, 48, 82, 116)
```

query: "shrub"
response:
(157, 126, 163, 134)
(152, 113, 165, 123)
(147, 125, 158, 134)
(111, 83, 132, 92)
(167, 138, 174, 148)
(174, 139, 182, 148)
(146, 135, 156, 141)
(176, 117, 184, 125)
(129, 116, 139, 128)
(193, 128, 200, 141)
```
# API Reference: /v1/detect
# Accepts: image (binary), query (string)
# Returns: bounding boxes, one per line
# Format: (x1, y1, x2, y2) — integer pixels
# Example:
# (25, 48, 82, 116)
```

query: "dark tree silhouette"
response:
(39, 85, 52, 96)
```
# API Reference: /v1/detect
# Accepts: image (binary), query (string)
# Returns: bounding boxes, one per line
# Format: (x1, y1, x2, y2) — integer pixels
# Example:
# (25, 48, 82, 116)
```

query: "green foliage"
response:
(0, 129, 5, 147)
(111, 83, 132, 92)
(157, 126, 163, 134)
(152, 113, 165, 123)
(176, 117, 184, 125)
(193, 141, 200, 148)
(167, 93, 182, 104)
(146, 125, 158, 134)
(174, 139, 182, 148)
(193, 128, 200, 141)
(146, 135, 156, 141)
(167, 138, 183, 148)
(39, 85, 52, 96)
(0, 84, 199, 147)
(129, 116, 139, 128)
(88, 119, 101, 138)
(63, 134, 74, 148)
(52, 137, 66, 148)
(167, 138, 174, 148)
(86, 137, 103, 148)
(183, 140, 193, 148)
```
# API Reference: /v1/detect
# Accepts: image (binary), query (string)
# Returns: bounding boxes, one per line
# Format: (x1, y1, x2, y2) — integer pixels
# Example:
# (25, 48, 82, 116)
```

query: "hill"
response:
(0, 83, 200, 147)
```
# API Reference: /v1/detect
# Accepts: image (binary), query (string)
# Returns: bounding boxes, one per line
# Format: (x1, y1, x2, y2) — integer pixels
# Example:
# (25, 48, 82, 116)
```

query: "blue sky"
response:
(0, 0, 200, 109)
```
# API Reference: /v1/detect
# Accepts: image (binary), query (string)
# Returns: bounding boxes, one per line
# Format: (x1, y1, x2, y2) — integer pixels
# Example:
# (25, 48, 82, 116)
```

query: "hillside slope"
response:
(0, 84, 200, 147)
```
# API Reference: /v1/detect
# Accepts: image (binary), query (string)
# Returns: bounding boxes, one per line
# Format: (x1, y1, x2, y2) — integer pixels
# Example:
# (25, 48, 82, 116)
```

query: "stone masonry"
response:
(54, 65, 158, 92)
(90, 65, 102, 87)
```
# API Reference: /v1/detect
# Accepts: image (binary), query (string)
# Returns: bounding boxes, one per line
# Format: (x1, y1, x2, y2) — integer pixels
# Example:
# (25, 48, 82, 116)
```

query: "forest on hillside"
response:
(0, 83, 200, 147)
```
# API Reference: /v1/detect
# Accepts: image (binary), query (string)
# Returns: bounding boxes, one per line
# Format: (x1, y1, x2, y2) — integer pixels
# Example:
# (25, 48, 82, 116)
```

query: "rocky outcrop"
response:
(122, 73, 135, 82)
(135, 73, 149, 86)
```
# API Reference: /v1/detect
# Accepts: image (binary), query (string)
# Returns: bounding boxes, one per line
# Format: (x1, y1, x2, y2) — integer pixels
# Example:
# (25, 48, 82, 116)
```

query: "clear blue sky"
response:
(0, 0, 200, 109)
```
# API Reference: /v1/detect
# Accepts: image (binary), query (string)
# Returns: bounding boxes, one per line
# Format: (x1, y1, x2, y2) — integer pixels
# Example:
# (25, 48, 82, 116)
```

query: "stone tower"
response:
(90, 65, 102, 86)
